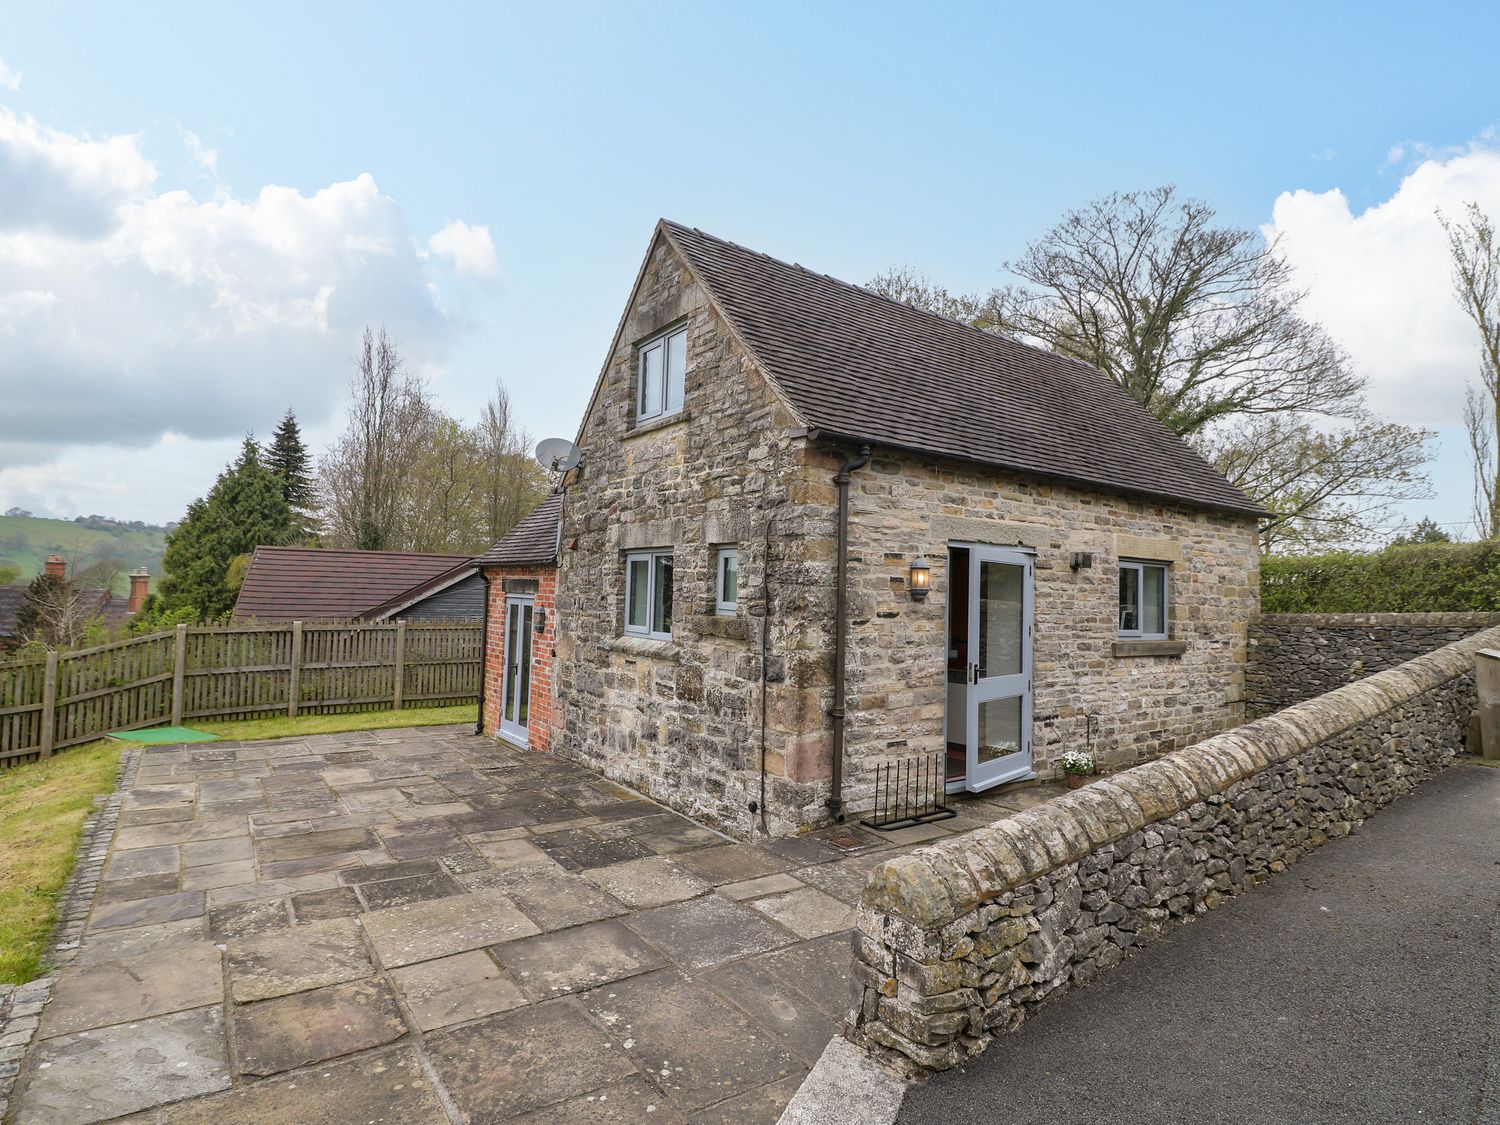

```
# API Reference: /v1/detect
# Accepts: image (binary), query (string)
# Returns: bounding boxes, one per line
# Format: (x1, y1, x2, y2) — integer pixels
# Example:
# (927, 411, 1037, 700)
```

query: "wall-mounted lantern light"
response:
(533, 607, 547, 634)
(1070, 551, 1094, 572)
(909, 557, 931, 601)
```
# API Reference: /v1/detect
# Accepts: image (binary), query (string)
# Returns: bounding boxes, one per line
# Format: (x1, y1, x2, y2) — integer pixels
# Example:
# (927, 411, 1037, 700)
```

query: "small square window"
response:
(716, 547, 739, 615)
(625, 549, 674, 640)
(637, 326, 688, 424)
(1118, 560, 1169, 639)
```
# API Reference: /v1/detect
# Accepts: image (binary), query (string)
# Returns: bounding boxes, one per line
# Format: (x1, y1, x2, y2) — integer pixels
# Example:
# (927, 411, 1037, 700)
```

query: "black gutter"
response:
(827, 443, 871, 821)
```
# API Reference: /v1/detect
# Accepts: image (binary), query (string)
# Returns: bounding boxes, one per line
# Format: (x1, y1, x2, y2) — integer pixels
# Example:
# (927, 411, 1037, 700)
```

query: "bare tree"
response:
(319, 327, 436, 550)
(865, 265, 996, 329)
(474, 380, 546, 544)
(1441, 202, 1500, 538)
(871, 185, 1434, 549)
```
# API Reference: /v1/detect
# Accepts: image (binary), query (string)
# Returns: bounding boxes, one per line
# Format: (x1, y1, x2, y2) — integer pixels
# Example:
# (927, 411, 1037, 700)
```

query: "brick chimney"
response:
(128, 568, 150, 614)
(44, 554, 65, 580)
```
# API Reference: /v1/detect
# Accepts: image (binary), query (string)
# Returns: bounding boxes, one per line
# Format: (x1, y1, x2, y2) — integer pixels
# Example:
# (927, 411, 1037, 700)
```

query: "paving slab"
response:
(356, 871, 465, 911)
(89, 890, 204, 932)
(708, 958, 839, 1065)
(361, 887, 541, 967)
(339, 858, 444, 884)
(692, 1072, 806, 1124)
(101, 845, 180, 882)
(181, 836, 253, 867)
(755, 931, 856, 1021)
(291, 886, 363, 922)
(95, 873, 180, 905)
(72, 917, 206, 966)
(474, 838, 554, 870)
(585, 968, 798, 1112)
(230, 978, 407, 1077)
(256, 826, 377, 864)
(226, 917, 373, 1002)
(746, 887, 854, 939)
(718, 873, 805, 901)
(493, 920, 667, 1000)
(158, 1044, 446, 1124)
(425, 999, 638, 1121)
(388, 950, 527, 1031)
(38, 942, 223, 1039)
(207, 897, 290, 942)
(625, 895, 795, 969)
(584, 856, 712, 908)
(501, 870, 628, 931)
(15, 1006, 230, 1125)
(673, 844, 793, 886)
(182, 860, 257, 891)
(513, 1077, 688, 1124)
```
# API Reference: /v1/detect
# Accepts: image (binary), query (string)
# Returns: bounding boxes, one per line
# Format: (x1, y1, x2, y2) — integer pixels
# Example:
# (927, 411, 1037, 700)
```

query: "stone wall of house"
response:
(1247, 612, 1500, 715)
(550, 233, 837, 838)
(846, 624, 1500, 1077)
(481, 565, 558, 751)
(836, 453, 1261, 815)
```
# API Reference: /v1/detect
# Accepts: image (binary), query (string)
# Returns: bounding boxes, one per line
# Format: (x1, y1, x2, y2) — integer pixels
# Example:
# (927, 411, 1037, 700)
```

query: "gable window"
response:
(1118, 560, 1169, 639)
(715, 547, 739, 615)
(625, 550, 674, 640)
(637, 326, 687, 424)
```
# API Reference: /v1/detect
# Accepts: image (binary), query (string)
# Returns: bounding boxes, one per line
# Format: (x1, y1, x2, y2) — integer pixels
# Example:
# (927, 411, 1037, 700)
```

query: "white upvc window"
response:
(1118, 559, 1169, 640)
(625, 550, 674, 640)
(715, 547, 739, 615)
(637, 325, 688, 424)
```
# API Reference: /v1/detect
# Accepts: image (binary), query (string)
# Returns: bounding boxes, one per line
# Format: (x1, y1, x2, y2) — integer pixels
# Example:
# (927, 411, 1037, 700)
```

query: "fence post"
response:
(39, 650, 58, 758)
(171, 624, 187, 726)
(288, 621, 304, 718)
(393, 621, 407, 710)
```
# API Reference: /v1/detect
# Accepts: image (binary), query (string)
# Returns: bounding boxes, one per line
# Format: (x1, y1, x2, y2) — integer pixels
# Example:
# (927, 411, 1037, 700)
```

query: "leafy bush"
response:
(1261, 541, 1500, 613)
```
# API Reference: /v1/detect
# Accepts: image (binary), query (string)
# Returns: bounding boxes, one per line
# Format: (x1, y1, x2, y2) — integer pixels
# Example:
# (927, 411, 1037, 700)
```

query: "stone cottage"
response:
(480, 221, 1264, 838)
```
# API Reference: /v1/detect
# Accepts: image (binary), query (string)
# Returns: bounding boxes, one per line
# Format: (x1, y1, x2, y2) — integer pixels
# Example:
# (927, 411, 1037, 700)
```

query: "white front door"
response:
(964, 546, 1033, 791)
(499, 596, 534, 745)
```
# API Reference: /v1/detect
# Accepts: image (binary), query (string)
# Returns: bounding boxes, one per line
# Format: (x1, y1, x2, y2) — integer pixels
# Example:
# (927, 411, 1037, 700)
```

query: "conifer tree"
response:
(160, 436, 295, 619)
(265, 408, 316, 538)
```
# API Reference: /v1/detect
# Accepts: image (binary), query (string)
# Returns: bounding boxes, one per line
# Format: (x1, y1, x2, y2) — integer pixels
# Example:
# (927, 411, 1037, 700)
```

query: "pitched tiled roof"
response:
(476, 494, 562, 568)
(362, 558, 479, 620)
(231, 548, 475, 622)
(0, 584, 130, 640)
(660, 222, 1266, 518)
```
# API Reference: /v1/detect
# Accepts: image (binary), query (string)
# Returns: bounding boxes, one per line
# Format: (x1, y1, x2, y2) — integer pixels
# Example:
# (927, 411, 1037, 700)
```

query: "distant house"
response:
(476, 221, 1264, 838)
(0, 555, 148, 651)
(230, 547, 482, 623)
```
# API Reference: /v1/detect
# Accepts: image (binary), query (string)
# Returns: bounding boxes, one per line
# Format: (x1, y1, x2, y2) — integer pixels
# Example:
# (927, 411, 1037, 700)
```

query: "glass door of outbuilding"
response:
(500, 596, 534, 746)
(963, 546, 1033, 790)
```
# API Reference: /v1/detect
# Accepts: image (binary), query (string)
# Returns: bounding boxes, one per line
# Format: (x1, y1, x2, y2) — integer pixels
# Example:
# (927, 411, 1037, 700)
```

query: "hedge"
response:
(1260, 541, 1500, 613)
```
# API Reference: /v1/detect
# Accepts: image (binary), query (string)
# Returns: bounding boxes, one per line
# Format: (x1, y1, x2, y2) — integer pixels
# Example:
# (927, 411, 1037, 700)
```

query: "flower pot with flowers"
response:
(1060, 750, 1096, 789)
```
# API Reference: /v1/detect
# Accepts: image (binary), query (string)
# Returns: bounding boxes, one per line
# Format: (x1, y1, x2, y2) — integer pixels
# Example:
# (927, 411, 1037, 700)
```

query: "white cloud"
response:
(0, 105, 497, 492)
(428, 219, 498, 278)
(0, 59, 20, 91)
(1266, 140, 1500, 427)
(178, 127, 218, 176)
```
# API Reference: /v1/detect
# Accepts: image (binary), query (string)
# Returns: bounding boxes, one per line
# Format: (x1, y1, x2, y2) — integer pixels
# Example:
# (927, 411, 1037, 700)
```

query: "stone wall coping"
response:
(863, 622, 1500, 928)
(1255, 612, 1500, 628)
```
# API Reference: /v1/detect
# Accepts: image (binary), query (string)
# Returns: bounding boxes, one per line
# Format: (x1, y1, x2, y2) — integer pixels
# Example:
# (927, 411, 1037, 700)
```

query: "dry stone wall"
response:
(1248, 612, 1500, 715)
(847, 624, 1500, 1077)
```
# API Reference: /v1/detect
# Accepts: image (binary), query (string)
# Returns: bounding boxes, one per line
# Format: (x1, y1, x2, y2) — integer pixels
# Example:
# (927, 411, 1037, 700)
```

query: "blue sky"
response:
(2, 1, 1498, 536)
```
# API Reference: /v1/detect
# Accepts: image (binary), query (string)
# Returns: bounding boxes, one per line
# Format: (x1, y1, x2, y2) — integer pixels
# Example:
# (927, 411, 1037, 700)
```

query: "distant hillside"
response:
(0, 513, 169, 596)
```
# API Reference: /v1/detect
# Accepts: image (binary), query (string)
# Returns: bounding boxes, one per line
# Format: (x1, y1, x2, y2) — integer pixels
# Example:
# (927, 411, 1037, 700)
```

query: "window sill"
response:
(625, 411, 691, 439)
(1112, 639, 1187, 658)
(607, 634, 681, 662)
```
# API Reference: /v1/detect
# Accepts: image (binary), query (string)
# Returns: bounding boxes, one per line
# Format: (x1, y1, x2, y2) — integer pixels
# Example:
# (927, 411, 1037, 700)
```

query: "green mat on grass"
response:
(108, 726, 219, 744)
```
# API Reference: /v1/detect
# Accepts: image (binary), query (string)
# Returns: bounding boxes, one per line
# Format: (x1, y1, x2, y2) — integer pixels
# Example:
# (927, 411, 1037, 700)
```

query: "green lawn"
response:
(0, 741, 122, 984)
(192, 703, 477, 742)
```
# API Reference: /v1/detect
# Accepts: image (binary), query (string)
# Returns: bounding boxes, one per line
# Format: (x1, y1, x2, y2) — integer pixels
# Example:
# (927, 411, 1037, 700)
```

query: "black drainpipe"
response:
(827, 443, 872, 821)
(475, 570, 492, 736)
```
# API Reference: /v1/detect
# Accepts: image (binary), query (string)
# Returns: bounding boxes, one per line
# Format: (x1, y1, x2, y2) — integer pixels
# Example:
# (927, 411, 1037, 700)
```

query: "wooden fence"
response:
(0, 619, 481, 766)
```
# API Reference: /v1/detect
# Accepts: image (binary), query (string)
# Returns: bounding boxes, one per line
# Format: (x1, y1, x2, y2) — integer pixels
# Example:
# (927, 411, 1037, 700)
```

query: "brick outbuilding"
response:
(476, 494, 561, 750)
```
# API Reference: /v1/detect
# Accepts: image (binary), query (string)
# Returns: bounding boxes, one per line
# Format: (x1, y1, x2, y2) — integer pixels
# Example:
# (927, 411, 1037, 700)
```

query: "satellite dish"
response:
(534, 437, 583, 473)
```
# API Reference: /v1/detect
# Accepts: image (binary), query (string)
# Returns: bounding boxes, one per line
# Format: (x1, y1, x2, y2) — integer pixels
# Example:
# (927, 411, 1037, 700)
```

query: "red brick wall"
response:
(480, 564, 557, 751)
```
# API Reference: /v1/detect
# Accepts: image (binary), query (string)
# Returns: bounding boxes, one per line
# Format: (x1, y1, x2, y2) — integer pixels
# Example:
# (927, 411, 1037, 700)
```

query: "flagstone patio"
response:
(7, 725, 1064, 1124)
